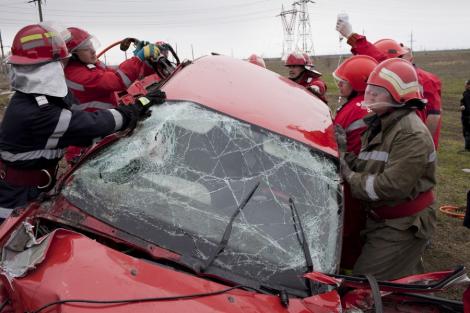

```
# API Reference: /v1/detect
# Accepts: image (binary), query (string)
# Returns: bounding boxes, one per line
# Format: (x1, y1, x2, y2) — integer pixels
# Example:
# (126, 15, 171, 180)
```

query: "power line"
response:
(27, 0, 44, 22)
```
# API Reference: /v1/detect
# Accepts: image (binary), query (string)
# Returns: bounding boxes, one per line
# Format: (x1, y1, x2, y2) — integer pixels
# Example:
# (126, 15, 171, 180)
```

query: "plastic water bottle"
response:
(337, 13, 349, 41)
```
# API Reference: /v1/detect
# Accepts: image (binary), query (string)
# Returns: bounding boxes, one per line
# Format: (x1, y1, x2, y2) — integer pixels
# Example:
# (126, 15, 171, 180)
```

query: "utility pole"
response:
(0, 30, 4, 75)
(191, 44, 194, 60)
(28, 0, 44, 22)
(409, 31, 415, 51)
(0, 30, 5, 61)
(277, 4, 297, 60)
(294, 0, 315, 55)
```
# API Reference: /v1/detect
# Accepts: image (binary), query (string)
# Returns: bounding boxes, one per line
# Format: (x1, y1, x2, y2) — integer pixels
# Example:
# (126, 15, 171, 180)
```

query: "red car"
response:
(0, 55, 468, 313)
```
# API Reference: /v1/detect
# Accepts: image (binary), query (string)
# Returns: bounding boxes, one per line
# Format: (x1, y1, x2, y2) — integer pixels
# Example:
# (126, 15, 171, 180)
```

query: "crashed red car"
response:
(0, 55, 468, 313)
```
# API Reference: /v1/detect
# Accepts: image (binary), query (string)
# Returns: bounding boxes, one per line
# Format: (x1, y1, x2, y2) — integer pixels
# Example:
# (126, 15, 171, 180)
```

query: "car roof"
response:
(162, 55, 338, 157)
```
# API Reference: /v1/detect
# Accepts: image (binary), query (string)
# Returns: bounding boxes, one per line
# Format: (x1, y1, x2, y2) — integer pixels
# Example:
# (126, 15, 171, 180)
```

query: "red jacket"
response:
(347, 34, 442, 147)
(65, 57, 153, 111)
(64, 56, 153, 163)
(334, 93, 369, 155)
(416, 67, 442, 147)
(334, 93, 369, 269)
(293, 70, 328, 103)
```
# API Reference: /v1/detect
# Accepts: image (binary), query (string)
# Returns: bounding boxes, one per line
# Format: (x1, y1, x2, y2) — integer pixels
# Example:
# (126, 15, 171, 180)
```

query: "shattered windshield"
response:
(63, 101, 342, 296)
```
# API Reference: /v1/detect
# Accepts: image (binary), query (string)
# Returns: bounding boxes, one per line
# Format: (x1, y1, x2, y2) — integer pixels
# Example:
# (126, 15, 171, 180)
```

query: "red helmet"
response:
(367, 58, 424, 104)
(373, 38, 408, 59)
(284, 51, 307, 66)
(303, 53, 313, 66)
(333, 55, 378, 92)
(66, 27, 97, 52)
(248, 54, 266, 68)
(8, 23, 69, 65)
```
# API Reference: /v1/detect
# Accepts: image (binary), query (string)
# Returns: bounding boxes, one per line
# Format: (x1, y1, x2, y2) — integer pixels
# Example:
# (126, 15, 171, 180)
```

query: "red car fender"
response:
(0, 229, 344, 313)
(464, 285, 470, 313)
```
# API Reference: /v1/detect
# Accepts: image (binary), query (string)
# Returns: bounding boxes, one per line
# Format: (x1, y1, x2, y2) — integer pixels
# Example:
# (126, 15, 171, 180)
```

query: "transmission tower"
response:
(277, 4, 297, 60)
(294, 0, 315, 55)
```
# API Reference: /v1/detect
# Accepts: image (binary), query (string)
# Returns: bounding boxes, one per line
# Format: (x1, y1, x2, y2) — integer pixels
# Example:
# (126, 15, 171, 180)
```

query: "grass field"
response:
(0, 50, 469, 298)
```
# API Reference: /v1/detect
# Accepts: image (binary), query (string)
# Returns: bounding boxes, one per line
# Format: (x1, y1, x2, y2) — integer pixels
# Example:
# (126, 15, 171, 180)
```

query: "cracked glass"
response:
(63, 101, 342, 296)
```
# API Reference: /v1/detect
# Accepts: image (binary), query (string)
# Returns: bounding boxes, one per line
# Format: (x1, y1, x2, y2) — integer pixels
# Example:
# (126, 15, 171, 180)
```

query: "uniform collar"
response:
(363, 109, 413, 147)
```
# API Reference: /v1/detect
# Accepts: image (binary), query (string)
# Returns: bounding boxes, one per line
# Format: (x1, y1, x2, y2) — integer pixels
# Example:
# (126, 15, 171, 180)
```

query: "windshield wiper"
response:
(288, 197, 315, 296)
(200, 181, 261, 272)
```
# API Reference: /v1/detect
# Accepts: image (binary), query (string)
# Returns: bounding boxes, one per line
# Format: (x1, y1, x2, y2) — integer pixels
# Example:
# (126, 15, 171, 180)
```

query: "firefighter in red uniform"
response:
(336, 18, 442, 148)
(332, 55, 378, 271)
(0, 23, 164, 223)
(284, 51, 328, 103)
(338, 58, 436, 280)
(64, 27, 159, 163)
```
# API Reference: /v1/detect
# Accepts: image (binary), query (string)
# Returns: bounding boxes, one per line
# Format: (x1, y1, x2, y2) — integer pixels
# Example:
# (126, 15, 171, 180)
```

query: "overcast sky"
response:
(1, 0, 469, 64)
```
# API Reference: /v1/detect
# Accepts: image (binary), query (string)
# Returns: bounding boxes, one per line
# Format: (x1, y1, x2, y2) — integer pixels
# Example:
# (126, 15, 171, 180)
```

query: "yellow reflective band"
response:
(20, 31, 57, 44)
(20, 33, 43, 43)
(138, 97, 150, 106)
(43, 31, 58, 38)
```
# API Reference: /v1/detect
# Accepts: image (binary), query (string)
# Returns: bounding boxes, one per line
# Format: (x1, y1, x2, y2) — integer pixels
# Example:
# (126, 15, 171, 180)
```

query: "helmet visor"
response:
(39, 21, 72, 60)
(74, 36, 101, 52)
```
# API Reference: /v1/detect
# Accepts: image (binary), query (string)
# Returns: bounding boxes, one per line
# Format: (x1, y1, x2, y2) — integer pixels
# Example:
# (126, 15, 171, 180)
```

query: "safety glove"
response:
(115, 90, 166, 130)
(336, 18, 353, 39)
(335, 124, 348, 154)
(132, 39, 150, 56)
(136, 43, 160, 61)
(340, 157, 354, 183)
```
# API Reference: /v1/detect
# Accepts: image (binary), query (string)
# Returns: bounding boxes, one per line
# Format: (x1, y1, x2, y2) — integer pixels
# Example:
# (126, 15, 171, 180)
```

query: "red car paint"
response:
(0, 55, 467, 313)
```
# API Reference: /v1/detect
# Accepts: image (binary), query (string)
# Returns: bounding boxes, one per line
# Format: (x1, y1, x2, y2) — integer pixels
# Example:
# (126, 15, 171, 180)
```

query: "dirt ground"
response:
(1, 50, 469, 299)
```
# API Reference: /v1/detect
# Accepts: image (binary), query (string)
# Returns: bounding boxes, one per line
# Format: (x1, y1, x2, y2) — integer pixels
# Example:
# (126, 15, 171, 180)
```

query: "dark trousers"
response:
(462, 117, 470, 150)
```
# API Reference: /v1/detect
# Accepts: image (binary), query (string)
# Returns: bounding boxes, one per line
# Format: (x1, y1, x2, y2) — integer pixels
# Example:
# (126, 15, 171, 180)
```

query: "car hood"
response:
(0, 228, 341, 313)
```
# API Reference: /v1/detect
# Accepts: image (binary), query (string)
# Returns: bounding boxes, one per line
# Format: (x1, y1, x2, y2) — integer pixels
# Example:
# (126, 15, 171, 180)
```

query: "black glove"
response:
(115, 90, 166, 130)
(115, 103, 142, 131)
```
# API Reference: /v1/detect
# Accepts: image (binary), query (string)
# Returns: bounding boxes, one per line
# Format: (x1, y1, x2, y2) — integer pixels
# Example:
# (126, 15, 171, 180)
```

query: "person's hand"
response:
(461, 105, 466, 111)
(308, 85, 321, 95)
(136, 43, 160, 61)
(135, 89, 167, 114)
(340, 157, 353, 182)
(336, 19, 353, 39)
(335, 124, 348, 154)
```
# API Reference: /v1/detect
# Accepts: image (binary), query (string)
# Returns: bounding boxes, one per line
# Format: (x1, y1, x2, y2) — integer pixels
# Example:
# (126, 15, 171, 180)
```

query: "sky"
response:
(1, 0, 469, 64)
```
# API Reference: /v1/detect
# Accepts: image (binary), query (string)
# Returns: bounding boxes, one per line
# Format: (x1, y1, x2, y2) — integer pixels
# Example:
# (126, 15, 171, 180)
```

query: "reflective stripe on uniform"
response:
(35, 96, 49, 106)
(345, 119, 367, 133)
(71, 101, 114, 111)
(428, 151, 437, 163)
(116, 69, 132, 87)
(45, 109, 72, 149)
(0, 149, 65, 162)
(0, 208, 12, 219)
(358, 151, 389, 162)
(365, 175, 379, 201)
(66, 79, 85, 92)
(109, 109, 123, 131)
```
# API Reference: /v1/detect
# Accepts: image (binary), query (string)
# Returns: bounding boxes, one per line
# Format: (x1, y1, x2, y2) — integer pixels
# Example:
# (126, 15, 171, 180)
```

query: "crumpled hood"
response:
(0, 228, 341, 313)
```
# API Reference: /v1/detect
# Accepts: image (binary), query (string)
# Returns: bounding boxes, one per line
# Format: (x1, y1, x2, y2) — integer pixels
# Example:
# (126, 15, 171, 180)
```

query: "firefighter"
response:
(284, 51, 327, 103)
(460, 79, 470, 152)
(338, 58, 437, 280)
(247, 54, 266, 68)
(336, 18, 442, 148)
(63, 27, 159, 163)
(332, 55, 378, 271)
(0, 23, 164, 223)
